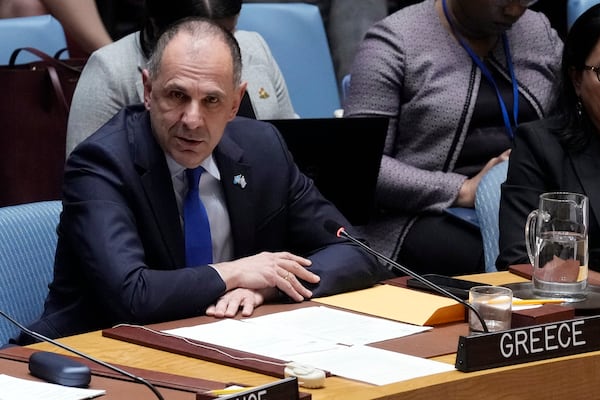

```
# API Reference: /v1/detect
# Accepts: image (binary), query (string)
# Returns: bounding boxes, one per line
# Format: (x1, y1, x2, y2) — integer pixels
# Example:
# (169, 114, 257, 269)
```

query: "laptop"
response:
(266, 117, 388, 226)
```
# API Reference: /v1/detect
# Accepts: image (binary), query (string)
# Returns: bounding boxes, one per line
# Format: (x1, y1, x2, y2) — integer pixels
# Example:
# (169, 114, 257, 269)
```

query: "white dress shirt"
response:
(166, 154, 234, 263)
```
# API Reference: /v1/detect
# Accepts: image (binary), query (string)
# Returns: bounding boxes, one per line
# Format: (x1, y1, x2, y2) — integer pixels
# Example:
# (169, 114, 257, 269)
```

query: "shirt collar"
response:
(165, 154, 221, 182)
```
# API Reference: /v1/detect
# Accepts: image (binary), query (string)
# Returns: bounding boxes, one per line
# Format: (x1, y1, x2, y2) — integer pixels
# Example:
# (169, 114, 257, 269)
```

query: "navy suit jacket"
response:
(497, 117, 600, 270)
(22, 105, 388, 342)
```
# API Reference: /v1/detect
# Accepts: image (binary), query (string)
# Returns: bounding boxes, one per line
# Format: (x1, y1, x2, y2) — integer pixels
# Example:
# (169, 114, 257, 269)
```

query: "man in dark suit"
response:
(18, 17, 388, 343)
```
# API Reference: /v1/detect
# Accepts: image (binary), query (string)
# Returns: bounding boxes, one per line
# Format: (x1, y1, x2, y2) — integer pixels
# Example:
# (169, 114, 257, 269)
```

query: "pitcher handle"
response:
(525, 209, 539, 266)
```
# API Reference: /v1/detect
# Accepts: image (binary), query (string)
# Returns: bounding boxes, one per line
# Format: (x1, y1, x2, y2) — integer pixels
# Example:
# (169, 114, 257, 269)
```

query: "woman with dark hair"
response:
(497, 4, 600, 271)
(66, 0, 296, 154)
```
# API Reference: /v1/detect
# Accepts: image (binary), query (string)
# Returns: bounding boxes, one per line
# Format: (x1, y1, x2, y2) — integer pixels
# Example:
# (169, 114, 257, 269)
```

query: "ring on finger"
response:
(283, 271, 290, 281)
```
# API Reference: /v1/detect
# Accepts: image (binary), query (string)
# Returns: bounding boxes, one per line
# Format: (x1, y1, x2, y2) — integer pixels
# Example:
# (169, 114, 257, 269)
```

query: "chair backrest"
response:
(237, 3, 341, 118)
(567, 0, 600, 30)
(0, 14, 68, 65)
(474, 161, 509, 273)
(341, 74, 352, 106)
(0, 201, 61, 345)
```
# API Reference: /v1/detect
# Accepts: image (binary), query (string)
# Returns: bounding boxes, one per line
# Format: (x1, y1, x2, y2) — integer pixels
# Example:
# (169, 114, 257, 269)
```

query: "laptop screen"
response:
(266, 117, 388, 226)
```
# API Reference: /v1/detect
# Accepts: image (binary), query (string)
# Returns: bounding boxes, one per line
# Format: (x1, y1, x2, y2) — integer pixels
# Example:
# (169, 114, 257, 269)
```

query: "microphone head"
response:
(323, 219, 345, 238)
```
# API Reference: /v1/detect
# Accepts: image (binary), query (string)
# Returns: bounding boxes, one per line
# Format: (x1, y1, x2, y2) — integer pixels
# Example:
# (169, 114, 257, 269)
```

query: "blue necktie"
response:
(184, 167, 213, 267)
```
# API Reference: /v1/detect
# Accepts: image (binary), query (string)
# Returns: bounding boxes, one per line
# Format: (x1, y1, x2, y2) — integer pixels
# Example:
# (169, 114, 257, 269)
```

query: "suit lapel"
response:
(570, 137, 600, 231)
(132, 113, 185, 267)
(215, 135, 256, 257)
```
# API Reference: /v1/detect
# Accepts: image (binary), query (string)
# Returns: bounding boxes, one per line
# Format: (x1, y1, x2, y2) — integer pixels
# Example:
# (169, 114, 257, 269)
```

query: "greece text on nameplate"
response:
(455, 315, 600, 372)
(198, 377, 299, 400)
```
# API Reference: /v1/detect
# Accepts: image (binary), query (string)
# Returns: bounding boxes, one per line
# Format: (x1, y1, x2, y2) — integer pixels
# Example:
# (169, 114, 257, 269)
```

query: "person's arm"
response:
(62, 118, 337, 324)
(66, 39, 143, 155)
(344, 19, 467, 213)
(42, 0, 112, 54)
(207, 121, 391, 317)
(247, 31, 298, 118)
(252, 126, 390, 297)
(0, 0, 47, 16)
(454, 149, 511, 208)
(497, 122, 556, 270)
(62, 134, 232, 324)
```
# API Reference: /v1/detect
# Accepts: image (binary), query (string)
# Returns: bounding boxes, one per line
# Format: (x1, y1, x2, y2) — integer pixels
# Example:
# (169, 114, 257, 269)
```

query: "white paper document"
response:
(164, 306, 429, 359)
(242, 306, 430, 345)
(0, 374, 105, 400)
(163, 306, 455, 385)
(291, 345, 455, 386)
(165, 317, 339, 359)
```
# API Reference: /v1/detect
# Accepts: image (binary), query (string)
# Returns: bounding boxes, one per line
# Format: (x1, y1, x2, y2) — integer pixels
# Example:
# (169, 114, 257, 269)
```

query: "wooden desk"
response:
(26, 272, 600, 399)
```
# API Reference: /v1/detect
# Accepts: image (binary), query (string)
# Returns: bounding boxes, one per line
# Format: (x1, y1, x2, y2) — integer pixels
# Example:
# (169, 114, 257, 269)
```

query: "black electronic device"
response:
(29, 351, 91, 387)
(407, 274, 490, 300)
(267, 117, 388, 226)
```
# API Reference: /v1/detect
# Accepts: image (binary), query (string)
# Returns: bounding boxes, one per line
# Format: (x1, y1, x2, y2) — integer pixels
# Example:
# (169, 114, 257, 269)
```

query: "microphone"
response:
(324, 220, 490, 333)
(0, 309, 165, 399)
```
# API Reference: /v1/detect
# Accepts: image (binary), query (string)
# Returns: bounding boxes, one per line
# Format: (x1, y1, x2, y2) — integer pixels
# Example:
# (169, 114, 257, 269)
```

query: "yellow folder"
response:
(313, 284, 465, 326)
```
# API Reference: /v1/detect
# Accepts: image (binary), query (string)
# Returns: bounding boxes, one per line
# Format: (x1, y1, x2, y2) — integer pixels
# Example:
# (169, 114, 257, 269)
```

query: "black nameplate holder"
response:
(196, 376, 300, 400)
(456, 315, 600, 372)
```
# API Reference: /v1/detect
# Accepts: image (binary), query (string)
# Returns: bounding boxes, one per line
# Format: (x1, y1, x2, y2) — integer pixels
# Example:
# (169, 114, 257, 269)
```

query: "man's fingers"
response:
(277, 269, 313, 301)
(278, 258, 320, 284)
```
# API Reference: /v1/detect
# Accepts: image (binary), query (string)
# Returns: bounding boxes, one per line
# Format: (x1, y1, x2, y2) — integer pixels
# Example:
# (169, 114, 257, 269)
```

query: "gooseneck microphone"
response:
(0, 309, 165, 399)
(324, 220, 489, 333)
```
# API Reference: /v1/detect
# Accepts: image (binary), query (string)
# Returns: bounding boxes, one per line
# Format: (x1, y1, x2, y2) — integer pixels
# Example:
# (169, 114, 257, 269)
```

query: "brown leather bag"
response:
(0, 48, 85, 207)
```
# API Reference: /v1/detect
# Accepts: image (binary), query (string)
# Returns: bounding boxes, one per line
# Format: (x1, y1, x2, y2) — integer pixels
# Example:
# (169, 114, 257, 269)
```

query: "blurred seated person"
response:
(343, 0, 562, 276)
(66, 0, 296, 155)
(498, 4, 600, 271)
(0, 0, 112, 56)
(16, 17, 388, 343)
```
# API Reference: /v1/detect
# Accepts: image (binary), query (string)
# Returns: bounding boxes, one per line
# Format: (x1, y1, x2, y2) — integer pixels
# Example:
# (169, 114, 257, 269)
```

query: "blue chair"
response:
(237, 3, 341, 118)
(474, 161, 509, 273)
(567, 0, 600, 30)
(0, 201, 61, 345)
(0, 14, 68, 65)
(341, 74, 352, 106)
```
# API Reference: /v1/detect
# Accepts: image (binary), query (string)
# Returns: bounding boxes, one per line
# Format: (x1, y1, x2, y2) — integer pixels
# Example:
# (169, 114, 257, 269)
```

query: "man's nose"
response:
(181, 101, 204, 129)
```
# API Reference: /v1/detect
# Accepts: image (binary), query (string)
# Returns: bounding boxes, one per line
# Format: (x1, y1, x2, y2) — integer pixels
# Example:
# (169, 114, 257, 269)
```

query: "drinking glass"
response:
(468, 286, 512, 335)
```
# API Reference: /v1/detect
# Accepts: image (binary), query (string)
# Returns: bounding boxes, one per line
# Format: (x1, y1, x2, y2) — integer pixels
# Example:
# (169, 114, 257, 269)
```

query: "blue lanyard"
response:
(442, 0, 518, 140)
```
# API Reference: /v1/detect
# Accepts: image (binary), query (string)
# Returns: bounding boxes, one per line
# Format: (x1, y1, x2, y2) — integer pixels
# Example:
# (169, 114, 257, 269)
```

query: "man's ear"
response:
(142, 69, 152, 110)
(569, 66, 583, 96)
(229, 82, 248, 120)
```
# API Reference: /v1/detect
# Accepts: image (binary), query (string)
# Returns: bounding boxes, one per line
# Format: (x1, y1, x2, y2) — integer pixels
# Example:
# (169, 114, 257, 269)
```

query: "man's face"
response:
(143, 32, 246, 169)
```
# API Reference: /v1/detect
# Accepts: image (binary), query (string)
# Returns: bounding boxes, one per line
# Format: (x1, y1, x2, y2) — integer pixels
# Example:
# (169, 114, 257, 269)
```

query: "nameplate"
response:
(455, 315, 600, 372)
(196, 377, 300, 400)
